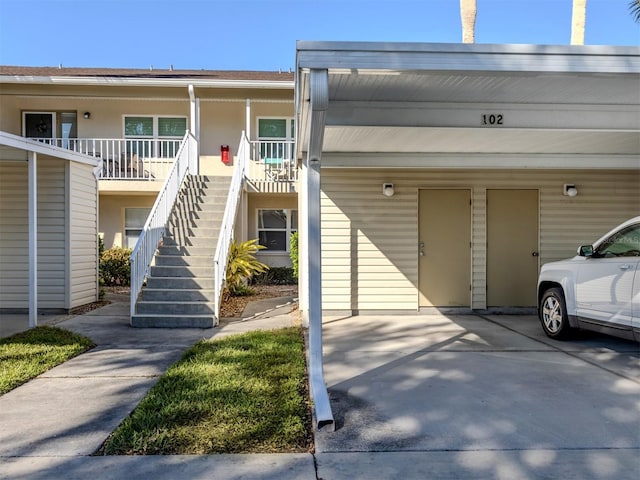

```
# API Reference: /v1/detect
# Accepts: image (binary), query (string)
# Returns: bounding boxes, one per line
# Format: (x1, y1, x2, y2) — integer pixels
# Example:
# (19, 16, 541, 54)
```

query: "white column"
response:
(28, 151, 38, 328)
(305, 69, 334, 431)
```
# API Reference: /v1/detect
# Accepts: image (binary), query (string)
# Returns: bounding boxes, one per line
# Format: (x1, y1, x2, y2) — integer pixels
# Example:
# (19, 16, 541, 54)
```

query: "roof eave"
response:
(0, 75, 294, 89)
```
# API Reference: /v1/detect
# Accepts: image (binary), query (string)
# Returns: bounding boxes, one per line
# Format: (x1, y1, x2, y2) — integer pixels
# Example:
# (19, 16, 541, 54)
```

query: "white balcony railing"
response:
(27, 137, 181, 181)
(248, 140, 297, 183)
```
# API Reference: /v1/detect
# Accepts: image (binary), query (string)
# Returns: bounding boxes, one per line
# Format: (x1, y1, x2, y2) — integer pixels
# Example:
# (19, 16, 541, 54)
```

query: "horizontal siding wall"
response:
(69, 162, 98, 307)
(320, 168, 640, 312)
(0, 160, 67, 309)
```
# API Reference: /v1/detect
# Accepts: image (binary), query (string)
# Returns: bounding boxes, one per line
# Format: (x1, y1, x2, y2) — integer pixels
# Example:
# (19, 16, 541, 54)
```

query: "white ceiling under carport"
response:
(297, 42, 640, 159)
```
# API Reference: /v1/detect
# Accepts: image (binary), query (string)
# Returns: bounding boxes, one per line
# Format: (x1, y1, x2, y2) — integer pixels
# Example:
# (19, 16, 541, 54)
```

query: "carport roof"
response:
(296, 41, 640, 162)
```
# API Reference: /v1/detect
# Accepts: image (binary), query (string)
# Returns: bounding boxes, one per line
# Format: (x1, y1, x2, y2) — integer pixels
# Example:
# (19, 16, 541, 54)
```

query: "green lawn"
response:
(101, 326, 312, 455)
(0, 326, 94, 395)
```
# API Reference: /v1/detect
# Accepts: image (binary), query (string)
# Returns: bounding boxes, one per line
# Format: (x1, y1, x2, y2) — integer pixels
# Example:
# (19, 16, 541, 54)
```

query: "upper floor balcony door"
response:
(23, 112, 77, 148)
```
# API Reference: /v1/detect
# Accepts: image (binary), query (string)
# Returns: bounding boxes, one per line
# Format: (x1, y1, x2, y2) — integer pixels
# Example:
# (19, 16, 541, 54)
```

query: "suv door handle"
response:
(619, 264, 632, 270)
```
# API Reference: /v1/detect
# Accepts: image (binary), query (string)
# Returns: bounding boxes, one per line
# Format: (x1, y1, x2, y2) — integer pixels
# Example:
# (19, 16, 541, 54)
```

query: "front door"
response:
(418, 189, 471, 307)
(486, 189, 539, 307)
(24, 112, 55, 139)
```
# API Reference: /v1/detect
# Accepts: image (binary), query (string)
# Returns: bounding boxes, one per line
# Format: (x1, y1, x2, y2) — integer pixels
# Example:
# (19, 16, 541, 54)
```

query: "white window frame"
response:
(256, 117, 295, 142)
(124, 207, 151, 249)
(256, 208, 298, 253)
(123, 115, 187, 140)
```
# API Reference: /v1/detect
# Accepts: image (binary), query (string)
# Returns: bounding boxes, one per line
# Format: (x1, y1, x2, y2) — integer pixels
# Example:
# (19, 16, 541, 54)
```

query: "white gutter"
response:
(0, 75, 294, 89)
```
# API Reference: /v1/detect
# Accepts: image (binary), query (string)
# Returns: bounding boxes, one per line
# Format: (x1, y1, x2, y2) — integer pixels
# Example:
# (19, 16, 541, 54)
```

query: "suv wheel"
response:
(540, 287, 572, 339)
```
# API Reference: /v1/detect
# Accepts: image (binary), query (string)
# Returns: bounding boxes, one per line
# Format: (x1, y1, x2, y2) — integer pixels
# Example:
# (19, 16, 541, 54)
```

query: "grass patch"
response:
(0, 326, 94, 395)
(100, 326, 312, 455)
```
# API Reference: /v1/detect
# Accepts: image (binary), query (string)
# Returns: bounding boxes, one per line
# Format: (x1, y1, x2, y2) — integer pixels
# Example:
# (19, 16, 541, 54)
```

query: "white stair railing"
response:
(129, 131, 196, 318)
(213, 132, 250, 321)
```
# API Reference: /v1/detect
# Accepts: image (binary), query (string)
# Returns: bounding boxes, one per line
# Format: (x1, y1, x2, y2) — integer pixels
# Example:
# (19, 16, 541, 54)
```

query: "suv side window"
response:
(596, 224, 640, 257)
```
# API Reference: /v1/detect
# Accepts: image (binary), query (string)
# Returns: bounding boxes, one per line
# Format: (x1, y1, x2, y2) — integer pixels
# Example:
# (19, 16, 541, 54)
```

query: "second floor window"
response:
(124, 116, 186, 157)
(257, 118, 294, 161)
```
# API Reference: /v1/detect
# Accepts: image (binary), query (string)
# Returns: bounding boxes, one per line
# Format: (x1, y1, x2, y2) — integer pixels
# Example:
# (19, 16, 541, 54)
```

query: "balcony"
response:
(27, 138, 180, 181)
(247, 140, 297, 188)
(27, 137, 298, 186)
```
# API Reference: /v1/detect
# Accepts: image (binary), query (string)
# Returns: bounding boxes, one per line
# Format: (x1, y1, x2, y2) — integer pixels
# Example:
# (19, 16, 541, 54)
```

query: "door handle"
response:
(619, 264, 632, 270)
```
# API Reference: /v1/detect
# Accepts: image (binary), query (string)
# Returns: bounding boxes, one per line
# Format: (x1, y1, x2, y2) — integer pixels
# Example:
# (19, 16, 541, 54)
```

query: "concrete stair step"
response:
(135, 301, 215, 315)
(145, 276, 215, 289)
(165, 227, 221, 238)
(131, 314, 215, 328)
(154, 255, 213, 267)
(162, 236, 218, 248)
(168, 219, 223, 231)
(141, 288, 215, 302)
(149, 265, 214, 277)
(157, 245, 214, 256)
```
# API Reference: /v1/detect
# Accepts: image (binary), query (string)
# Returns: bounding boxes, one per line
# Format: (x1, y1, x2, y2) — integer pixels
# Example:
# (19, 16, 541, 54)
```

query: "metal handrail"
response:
(213, 132, 250, 321)
(129, 131, 196, 318)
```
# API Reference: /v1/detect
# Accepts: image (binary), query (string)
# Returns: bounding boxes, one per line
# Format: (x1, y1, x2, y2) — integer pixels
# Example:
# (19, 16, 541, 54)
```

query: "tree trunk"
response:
(460, 0, 477, 43)
(571, 0, 587, 45)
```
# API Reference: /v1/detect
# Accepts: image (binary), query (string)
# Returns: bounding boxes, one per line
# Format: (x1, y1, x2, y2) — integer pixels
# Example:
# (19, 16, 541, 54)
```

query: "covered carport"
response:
(295, 41, 640, 435)
(0, 131, 100, 334)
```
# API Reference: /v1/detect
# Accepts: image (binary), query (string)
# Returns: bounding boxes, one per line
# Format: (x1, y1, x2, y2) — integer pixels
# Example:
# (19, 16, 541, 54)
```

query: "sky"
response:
(0, 0, 638, 71)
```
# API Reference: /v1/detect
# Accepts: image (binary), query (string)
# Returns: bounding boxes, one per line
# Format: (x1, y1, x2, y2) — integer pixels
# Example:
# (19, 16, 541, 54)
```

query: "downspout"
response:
(188, 84, 200, 174)
(245, 99, 251, 141)
(306, 69, 334, 431)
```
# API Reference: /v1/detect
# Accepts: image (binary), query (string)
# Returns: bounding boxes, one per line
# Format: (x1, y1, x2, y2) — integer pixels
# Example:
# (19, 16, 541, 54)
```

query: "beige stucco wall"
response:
(319, 168, 640, 313)
(99, 193, 157, 248)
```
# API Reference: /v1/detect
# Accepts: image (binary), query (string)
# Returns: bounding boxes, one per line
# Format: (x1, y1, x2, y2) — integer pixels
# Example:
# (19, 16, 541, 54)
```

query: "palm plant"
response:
(571, 0, 587, 45)
(225, 239, 269, 295)
(460, 0, 477, 43)
(630, 0, 640, 23)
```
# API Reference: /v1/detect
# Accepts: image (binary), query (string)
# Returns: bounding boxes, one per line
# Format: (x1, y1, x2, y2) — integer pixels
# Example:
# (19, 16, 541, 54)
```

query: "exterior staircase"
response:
(131, 175, 231, 328)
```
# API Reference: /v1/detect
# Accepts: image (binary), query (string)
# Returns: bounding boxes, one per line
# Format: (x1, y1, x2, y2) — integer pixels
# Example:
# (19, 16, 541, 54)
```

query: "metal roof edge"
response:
(296, 40, 640, 56)
(296, 41, 640, 74)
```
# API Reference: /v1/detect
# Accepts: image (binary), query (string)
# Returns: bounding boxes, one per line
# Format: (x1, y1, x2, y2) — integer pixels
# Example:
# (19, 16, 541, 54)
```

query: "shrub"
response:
(100, 247, 132, 286)
(252, 267, 296, 285)
(289, 232, 299, 280)
(226, 239, 268, 296)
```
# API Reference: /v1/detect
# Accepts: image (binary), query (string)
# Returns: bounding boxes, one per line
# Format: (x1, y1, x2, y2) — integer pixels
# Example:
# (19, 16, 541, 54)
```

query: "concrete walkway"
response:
(2, 297, 639, 479)
(0, 295, 317, 480)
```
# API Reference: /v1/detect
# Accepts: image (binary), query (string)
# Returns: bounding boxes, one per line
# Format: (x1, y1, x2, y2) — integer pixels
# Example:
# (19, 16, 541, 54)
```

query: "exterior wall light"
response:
(564, 184, 578, 197)
(83, 112, 91, 119)
(382, 183, 394, 197)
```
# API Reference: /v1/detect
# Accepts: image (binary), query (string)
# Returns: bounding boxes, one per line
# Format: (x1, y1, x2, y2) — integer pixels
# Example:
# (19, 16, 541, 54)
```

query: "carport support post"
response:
(28, 151, 37, 328)
(306, 68, 334, 431)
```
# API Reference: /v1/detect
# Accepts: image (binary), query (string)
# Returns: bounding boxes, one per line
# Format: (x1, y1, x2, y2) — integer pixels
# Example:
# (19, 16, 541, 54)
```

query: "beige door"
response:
(419, 189, 471, 307)
(487, 189, 539, 307)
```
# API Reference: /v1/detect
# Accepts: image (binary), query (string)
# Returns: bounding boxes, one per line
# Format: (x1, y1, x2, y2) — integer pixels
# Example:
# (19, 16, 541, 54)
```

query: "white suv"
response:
(537, 216, 640, 342)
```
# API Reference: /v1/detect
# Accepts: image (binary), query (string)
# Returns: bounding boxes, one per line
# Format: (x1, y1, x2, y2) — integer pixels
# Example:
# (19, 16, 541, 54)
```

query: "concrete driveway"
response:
(314, 314, 640, 479)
